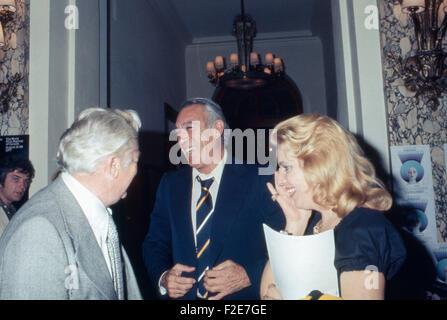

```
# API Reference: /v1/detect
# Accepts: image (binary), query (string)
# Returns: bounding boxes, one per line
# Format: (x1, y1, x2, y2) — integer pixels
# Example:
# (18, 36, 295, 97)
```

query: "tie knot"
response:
(197, 176, 214, 190)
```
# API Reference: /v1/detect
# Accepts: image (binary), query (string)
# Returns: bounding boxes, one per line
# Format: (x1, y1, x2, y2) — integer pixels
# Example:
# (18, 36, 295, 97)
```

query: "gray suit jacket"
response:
(0, 177, 142, 300)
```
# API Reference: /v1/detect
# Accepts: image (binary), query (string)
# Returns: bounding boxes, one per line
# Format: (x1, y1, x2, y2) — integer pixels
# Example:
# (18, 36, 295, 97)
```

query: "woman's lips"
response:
(285, 187, 296, 198)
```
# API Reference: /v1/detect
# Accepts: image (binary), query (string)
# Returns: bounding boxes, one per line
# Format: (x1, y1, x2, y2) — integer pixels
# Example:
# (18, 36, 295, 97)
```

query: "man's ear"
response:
(106, 155, 121, 179)
(214, 120, 225, 138)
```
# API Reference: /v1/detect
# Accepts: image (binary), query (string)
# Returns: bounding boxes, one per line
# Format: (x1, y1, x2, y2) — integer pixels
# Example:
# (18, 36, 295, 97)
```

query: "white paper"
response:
(263, 224, 339, 300)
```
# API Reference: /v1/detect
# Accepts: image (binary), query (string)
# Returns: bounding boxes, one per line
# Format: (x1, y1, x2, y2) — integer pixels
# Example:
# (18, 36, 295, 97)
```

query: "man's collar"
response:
(0, 196, 15, 211)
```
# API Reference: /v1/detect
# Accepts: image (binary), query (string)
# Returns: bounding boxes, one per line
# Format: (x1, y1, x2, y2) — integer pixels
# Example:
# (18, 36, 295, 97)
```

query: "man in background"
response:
(0, 154, 34, 237)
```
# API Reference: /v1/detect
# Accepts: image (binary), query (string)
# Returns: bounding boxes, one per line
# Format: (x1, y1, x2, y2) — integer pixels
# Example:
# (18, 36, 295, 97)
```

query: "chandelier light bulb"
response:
(250, 52, 259, 66)
(206, 61, 216, 77)
(214, 56, 224, 71)
(230, 53, 239, 67)
(274, 58, 283, 73)
(265, 53, 274, 66)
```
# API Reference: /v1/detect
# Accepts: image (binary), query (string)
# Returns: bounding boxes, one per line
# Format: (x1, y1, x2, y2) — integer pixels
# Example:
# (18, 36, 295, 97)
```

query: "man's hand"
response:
(161, 264, 196, 299)
(204, 260, 251, 300)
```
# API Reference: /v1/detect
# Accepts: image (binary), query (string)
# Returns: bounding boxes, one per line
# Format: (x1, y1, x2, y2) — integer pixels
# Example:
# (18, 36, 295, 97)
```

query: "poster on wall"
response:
(435, 144, 447, 285)
(390, 145, 438, 251)
(0, 135, 29, 159)
(390, 145, 447, 284)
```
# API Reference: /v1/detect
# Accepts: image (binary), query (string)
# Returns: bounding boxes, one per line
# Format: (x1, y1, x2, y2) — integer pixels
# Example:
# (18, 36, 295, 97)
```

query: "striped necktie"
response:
(195, 176, 214, 299)
(106, 216, 125, 300)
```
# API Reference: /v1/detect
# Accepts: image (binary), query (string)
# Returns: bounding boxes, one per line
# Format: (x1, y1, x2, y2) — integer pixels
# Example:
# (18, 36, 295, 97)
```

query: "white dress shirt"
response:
(61, 172, 114, 278)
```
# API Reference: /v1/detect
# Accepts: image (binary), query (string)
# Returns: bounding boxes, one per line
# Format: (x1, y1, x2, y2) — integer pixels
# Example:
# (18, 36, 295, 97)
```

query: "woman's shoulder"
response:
(335, 207, 402, 249)
(336, 207, 394, 232)
(334, 207, 406, 279)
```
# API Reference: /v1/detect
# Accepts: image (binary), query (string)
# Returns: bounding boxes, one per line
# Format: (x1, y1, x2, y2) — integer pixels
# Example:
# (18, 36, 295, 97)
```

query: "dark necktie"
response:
(195, 176, 214, 299)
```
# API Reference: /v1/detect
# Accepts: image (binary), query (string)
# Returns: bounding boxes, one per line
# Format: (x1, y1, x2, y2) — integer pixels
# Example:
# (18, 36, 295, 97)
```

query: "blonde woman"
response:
(261, 114, 406, 300)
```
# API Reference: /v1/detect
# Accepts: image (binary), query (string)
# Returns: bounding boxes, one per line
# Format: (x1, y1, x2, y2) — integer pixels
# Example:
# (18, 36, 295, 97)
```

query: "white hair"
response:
(57, 107, 142, 174)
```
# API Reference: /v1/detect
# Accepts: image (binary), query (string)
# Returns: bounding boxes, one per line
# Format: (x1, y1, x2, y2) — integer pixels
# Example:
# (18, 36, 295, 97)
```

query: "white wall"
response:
(109, 0, 188, 132)
(30, 0, 188, 190)
(332, 0, 390, 174)
(185, 33, 328, 116)
(29, 0, 107, 193)
(47, 0, 72, 180)
(29, 0, 51, 194)
(74, 0, 108, 115)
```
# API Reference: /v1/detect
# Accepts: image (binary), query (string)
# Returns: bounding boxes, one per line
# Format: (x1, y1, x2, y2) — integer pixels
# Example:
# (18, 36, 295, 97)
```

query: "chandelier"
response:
(205, 0, 284, 90)
(392, 0, 447, 110)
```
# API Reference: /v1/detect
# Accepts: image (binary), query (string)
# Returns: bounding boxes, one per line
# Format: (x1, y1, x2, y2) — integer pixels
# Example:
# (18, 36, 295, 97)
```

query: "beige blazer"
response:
(0, 207, 9, 238)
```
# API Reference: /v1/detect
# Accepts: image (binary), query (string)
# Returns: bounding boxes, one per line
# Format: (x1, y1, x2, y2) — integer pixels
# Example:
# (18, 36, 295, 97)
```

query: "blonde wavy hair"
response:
(272, 114, 392, 218)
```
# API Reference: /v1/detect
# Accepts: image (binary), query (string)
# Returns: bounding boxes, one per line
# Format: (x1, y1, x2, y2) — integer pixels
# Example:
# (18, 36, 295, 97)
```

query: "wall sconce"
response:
(392, 0, 447, 110)
(0, 0, 16, 47)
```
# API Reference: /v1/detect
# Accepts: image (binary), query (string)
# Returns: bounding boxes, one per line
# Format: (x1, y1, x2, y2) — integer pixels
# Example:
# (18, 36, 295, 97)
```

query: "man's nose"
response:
(276, 170, 286, 183)
(17, 180, 26, 191)
(176, 130, 188, 144)
(177, 135, 187, 144)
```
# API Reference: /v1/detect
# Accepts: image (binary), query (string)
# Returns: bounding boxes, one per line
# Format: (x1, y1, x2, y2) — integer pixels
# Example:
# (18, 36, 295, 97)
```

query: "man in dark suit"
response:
(143, 98, 284, 300)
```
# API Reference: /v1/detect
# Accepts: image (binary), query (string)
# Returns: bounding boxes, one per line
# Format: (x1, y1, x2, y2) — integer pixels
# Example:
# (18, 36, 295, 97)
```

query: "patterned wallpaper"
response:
(0, 0, 29, 135)
(378, 0, 447, 244)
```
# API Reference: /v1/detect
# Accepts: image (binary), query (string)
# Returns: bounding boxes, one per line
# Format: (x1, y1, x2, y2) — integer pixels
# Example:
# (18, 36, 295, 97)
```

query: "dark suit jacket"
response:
(143, 162, 285, 300)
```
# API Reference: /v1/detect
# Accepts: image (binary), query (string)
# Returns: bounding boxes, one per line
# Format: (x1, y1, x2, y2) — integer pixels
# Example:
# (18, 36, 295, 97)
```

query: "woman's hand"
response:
(260, 261, 283, 300)
(267, 172, 312, 235)
(262, 283, 283, 300)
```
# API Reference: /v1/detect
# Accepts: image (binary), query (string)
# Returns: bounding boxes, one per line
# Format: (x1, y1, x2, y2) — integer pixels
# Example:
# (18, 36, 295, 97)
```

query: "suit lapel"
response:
(209, 163, 248, 266)
(171, 169, 197, 266)
(49, 177, 116, 299)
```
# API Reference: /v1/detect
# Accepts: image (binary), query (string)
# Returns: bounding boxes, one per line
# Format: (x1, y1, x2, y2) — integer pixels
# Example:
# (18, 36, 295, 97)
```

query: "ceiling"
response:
(167, 0, 317, 40)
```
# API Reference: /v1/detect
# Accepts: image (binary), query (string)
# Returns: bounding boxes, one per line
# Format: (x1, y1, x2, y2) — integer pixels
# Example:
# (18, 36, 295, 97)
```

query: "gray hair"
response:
(57, 107, 142, 174)
(179, 98, 230, 145)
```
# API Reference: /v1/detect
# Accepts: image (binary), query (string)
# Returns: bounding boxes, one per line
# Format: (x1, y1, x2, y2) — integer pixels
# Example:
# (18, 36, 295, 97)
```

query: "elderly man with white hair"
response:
(0, 108, 142, 300)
